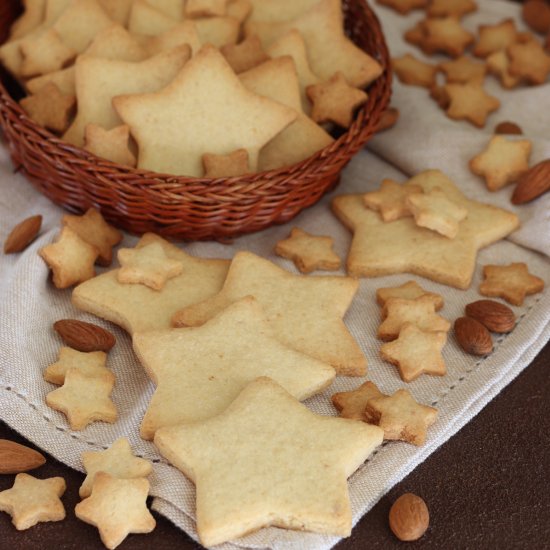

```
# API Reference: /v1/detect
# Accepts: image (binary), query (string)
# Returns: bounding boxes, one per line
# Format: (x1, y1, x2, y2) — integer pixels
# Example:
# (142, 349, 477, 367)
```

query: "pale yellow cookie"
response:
(331, 381, 386, 421)
(486, 50, 521, 89)
(376, 0, 427, 14)
(117, 242, 184, 291)
(172, 250, 366, 376)
(438, 55, 487, 84)
(220, 34, 270, 73)
(135, 21, 201, 56)
(392, 53, 438, 88)
(72, 233, 230, 335)
(275, 227, 341, 273)
(44, 347, 109, 385)
(406, 187, 468, 239)
(39, 226, 99, 289)
(479, 263, 544, 306)
(444, 82, 500, 127)
(84, 124, 137, 168)
(365, 389, 438, 446)
(378, 295, 451, 341)
(46, 368, 117, 430)
(202, 149, 250, 178)
(154, 377, 383, 546)
(186, 0, 228, 17)
(246, 0, 323, 22)
(469, 135, 532, 192)
(193, 16, 240, 47)
(226, 0, 252, 22)
(427, 0, 477, 18)
(473, 18, 518, 58)
(507, 40, 550, 85)
(9, 0, 46, 40)
(127, 0, 178, 35)
(80, 438, 152, 499)
(363, 179, 423, 222)
(62, 208, 123, 267)
(421, 16, 475, 57)
(376, 280, 444, 310)
(134, 297, 335, 439)
(380, 323, 447, 382)
(0, 474, 66, 530)
(75, 473, 155, 549)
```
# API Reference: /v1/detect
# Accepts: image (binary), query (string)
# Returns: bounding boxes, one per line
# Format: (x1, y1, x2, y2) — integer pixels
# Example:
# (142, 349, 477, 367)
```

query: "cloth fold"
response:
(0, 1, 549, 549)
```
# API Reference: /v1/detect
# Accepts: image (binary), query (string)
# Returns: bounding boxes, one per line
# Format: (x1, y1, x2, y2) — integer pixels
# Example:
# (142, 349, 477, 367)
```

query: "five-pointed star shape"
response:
(422, 16, 475, 57)
(154, 377, 383, 546)
(80, 438, 152, 498)
(380, 323, 447, 382)
(365, 389, 438, 446)
(439, 55, 487, 84)
(134, 297, 335, 439)
(473, 19, 517, 58)
(172, 250, 366, 375)
(113, 45, 296, 176)
(332, 169, 520, 289)
(46, 368, 117, 430)
(376, 280, 444, 310)
(331, 380, 385, 421)
(0, 473, 66, 530)
(376, 0, 428, 15)
(117, 242, 184, 291)
(275, 227, 341, 273)
(75, 473, 155, 549)
(479, 263, 545, 306)
(72, 233, 230, 335)
(508, 40, 550, 85)
(444, 82, 500, 127)
(84, 124, 137, 168)
(363, 179, 422, 222)
(44, 348, 108, 385)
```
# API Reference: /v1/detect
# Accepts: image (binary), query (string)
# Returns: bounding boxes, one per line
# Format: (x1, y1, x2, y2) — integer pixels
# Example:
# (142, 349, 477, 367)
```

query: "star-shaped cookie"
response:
(376, 0, 427, 15)
(365, 389, 438, 446)
(422, 16, 475, 57)
(0, 474, 66, 530)
(154, 377, 383, 546)
(84, 124, 137, 168)
(331, 381, 386, 421)
(427, 0, 477, 18)
(117, 242, 184, 291)
(134, 297, 335, 439)
(380, 323, 447, 382)
(378, 296, 451, 341)
(62, 207, 123, 266)
(46, 368, 117, 430)
(406, 187, 468, 239)
(486, 50, 521, 89)
(75, 473, 155, 549)
(44, 348, 109, 385)
(80, 438, 152, 498)
(72, 233, 230, 335)
(202, 149, 250, 178)
(332, 170, 519, 288)
(507, 40, 550, 85)
(113, 45, 296, 176)
(39, 226, 99, 289)
(473, 18, 518, 58)
(469, 136, 532, 191)
(275, 227, 341, 273)
(376, 281, 444, 311)
(444, 82, 500, 127)
(363, 179, 423, 222)
(172, 251, 366, 375)
(438, 56, 487, 84)
(479, 263, 544, 306)
(392, 53, 438, 88)
(307, 71, 368, 128)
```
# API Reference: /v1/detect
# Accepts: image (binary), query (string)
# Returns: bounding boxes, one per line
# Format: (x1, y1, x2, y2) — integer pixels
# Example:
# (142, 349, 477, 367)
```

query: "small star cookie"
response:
(366, 389, 438, 446)
(0, 474, 66, 530)
(486, 50, 521, 89)
(422, 16, 475, 57)
(80, 438, 152, 498)
(62, 208, 123, 266)
(378, 296, 451, 341)
(427, 0, 477, 18)
(39, 226, 99, 289)
(275, 227, 341, 273)
(438, 55, 487, 84)
(392, 53, 438, 88)
(202, 148, 250, 178)
(307, 71, 368, 128)
(380, 323, 447, 382)
(363, 179, 423, 222)
(507, 40, 550, 85)
(376, 281, 444, 311)
(84, 124, 137, 168)
(44, 347, 109, 385)
(117, 241, 184, 291)
(331, 381, 386, 421)
(220, 34, 269, 73)
(75, 472, 156, 549)
(469, 135, 532, 191)
(479, 263, 544, 306)
(406, 187, 468, 239)
(376, 0, 427, 14)
(444, 82, 500, 127)
(473, 18, 518, 58)
(46, 368, 117, 430)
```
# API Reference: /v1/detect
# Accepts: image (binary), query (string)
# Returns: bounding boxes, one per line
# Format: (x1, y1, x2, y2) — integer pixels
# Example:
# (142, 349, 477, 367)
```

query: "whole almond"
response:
(389, 493, 429, 542)
(3, 215, 42, 254)
(455, 317, 493, 355)
(465, 300, 516, 333)
(494, 121, 523, 135)
(0, 439, 46, 474)
(512, 159, 550, 204)
(53, 319, 116, 352)
(522, 0, 550, 34)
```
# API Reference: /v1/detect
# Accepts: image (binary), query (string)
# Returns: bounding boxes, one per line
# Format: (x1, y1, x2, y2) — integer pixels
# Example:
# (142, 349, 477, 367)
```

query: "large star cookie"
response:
(172, 251, 366, 375)
(154, 377, 383, 546)
(134, 297, 335, 439)
(72, 233, 230, 335)
(332, 170, 519, 289)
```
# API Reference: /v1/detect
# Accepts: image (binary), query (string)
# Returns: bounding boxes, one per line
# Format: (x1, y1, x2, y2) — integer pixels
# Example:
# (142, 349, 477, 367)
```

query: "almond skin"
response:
(465, 300, 516, 333)
(3, 215, 42, 254)
(522, 0, 550, 35)
(53, 319, 116, 352)
(494, 121, 523, 135)
(512, 159, 550, 204)
(389, 493, 429, 542)
(0, 439, 46, 474)
(454, 317, 493, 355)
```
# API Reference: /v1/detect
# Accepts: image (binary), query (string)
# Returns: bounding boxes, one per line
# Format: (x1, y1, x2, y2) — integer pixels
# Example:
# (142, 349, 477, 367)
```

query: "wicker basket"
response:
(0, 0, 391, 241)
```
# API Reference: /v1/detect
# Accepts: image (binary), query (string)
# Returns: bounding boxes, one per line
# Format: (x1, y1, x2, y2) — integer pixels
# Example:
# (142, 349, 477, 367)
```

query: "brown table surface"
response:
(0, 339, 548, 549)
